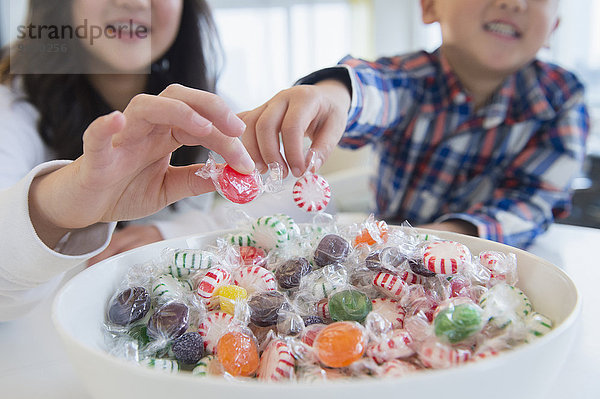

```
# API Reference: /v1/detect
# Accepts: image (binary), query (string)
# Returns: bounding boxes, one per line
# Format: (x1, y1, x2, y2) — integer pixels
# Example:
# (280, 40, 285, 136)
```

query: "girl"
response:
(0, 0, 254, 320)
(1, 0, 235, 264)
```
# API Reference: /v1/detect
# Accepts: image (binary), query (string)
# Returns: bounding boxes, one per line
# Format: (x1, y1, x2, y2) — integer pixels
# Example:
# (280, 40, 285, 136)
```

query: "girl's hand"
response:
(240, 80, 351, 178)
(29, 84, 255, 247)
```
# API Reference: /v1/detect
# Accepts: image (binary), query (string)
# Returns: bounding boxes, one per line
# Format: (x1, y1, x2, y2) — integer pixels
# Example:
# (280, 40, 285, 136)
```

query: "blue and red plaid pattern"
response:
(336, 50, 589, 249)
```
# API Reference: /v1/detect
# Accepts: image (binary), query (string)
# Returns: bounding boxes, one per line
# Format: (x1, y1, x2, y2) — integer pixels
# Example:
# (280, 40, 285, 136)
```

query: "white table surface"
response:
(1, 223, 599, 399)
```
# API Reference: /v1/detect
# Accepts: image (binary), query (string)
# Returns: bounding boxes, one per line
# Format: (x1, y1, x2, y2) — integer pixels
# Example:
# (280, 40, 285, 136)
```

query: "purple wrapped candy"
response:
(147, 302, 189, 341)
(107, 287, 151, 326)
(313, 234, 350, 267)
(365, 247, 406, 272)
(409, 258, 436, 277)
(172, 332, 204, 364)
(248, 291, 290, 327)
(275, 257, 312, 289)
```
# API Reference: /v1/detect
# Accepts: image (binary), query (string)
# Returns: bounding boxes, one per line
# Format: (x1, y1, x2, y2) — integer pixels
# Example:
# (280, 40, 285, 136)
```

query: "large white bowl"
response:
(52, 228, 580, 399)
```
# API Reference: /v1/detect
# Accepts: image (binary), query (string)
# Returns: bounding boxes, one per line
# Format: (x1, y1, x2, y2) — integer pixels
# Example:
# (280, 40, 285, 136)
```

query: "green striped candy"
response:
(167, 249, 216, 279)
(226, 233, 256, 247)
(479, 284, 533, 329)
(307, 264, 349, 300)
(140, 357, 180, 373)
(152, 274, 187, 304)
(273, 213, 301, 239)
(526, 312, 553, 341)
(191, 355, 217, 376)
(251, 215, 289, 250)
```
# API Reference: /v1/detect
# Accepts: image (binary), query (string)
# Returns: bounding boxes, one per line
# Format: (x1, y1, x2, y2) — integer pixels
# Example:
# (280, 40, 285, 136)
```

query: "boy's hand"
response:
(240, 80, 351, 178)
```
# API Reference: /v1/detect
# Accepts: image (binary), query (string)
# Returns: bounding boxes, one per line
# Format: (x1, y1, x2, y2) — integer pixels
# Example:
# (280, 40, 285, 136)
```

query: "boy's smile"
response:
(483, 20, 522, 39)
(421, 0, 559, 83)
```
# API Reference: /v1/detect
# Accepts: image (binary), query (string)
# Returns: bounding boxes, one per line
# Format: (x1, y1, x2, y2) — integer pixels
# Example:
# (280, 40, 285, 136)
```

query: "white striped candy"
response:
(226, 233, 256, 247)
(139, 358, 179, 373)
(152, 274, 188, 304)
(367, 329, 415, 364)
(197, 311, 234, 354)
(373, 272, 409, 299)
(167, 249, 216, 279)
(251, 215, 290, 250)
(479, 251, 517, 285)
(399, 270, 425, 285)
(205, 295, 221, 311)
(196, 267, 232, 300)
(233, 265, 277, 295)
(479, 283, 533, 329)
(423, 241, 470, 274)
(316, 298, 330, 320)
(381, 359, 420, 377)
(273, 213, 301, 239)
(418, 337, 472, 369)
(191, 355, 219, 376)
(256, 339, 296, 381)
(472, 348, 500, 362)
(292, 174, 331, 212)
(371, 298, 406, 329)
(526, 312, 553, 340)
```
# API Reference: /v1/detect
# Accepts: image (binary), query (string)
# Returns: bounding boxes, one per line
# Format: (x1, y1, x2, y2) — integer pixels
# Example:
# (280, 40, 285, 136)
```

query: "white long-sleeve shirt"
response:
(0, 82, 215, 321)
(0, 161, 116, 321)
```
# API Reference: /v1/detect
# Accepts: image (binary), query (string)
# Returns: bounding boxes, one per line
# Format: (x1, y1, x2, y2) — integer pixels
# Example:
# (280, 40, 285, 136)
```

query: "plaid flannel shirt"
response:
(315, 50, 589, 248)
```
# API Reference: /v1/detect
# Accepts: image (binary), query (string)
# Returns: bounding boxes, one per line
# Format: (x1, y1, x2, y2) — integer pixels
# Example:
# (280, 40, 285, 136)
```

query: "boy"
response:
(240, 0, 589, 249)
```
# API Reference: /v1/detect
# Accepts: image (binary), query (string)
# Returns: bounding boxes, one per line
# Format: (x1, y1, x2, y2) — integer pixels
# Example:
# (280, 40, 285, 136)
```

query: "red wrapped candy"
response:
(217, 165, 261, 204)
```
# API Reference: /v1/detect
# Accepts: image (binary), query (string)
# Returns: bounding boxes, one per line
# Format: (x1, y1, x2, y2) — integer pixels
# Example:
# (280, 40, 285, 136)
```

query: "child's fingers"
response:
(162, 164, 218, 204)
(82, 111, 126, 154)
(254, 101, 288, 175)
(170, 124, 254, 173)
(198, 133, 255, 174)
(307, 112, 346, 169)
(121, 94, 255, 174)
(280, 98, 321, 177)
(159, 84, 246, 137)
(240, 108, 267, 173)
(120, 95, 216, 143)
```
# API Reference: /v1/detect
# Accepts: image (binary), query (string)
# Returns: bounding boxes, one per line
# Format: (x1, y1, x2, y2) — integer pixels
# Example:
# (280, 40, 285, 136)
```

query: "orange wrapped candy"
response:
(313, 321, 366, 368)
(354, 220, 388, 246)
(216, 331, 259, 376)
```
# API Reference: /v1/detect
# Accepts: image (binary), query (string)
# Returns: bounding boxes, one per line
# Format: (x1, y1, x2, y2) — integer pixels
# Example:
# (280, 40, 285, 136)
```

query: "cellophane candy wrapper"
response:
(195, 152, 283, 204)
(292, 150, 331, 213)
(103, 213, 554, 380)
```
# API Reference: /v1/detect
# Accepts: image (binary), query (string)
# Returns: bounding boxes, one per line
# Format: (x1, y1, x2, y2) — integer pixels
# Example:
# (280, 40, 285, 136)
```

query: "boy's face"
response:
(421, 0, 559, 76)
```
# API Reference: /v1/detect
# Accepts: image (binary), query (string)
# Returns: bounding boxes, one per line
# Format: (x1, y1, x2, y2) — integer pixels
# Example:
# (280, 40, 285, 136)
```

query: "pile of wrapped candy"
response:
(104, 214, 553, 381)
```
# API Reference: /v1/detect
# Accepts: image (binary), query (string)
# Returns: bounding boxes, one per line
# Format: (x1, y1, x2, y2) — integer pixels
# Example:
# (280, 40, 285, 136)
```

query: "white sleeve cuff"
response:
(0, 160, 116, 287)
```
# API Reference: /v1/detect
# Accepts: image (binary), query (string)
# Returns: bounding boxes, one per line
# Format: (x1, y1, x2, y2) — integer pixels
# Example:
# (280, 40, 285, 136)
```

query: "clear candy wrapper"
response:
(293, 150, 331, 213)
(103, 213, 553, 381)
(196, 152, 283, 204)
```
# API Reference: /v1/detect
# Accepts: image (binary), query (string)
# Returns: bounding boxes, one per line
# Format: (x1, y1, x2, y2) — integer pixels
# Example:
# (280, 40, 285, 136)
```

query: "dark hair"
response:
(0, 0, 221, 165)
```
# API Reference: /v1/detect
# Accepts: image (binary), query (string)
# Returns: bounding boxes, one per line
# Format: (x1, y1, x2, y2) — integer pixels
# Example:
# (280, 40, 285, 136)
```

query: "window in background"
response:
(208, 0, 356, 111)
(541, 1, 600, 154)
(0, 0, 9, 46)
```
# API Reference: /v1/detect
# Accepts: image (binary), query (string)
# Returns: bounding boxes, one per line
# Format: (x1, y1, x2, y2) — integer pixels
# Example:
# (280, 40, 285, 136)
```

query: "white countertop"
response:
(1, 223, 599, 399)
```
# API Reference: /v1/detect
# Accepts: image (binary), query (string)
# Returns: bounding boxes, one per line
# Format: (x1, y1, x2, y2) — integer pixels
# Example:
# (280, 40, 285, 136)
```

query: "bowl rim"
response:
(51, 227, 582, 388)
